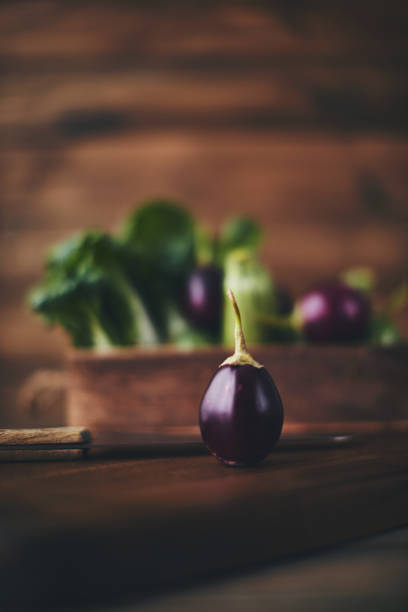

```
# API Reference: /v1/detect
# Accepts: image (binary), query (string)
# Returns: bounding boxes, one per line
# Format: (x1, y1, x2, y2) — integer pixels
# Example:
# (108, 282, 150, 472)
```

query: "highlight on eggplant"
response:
(199, 289, 284, 467)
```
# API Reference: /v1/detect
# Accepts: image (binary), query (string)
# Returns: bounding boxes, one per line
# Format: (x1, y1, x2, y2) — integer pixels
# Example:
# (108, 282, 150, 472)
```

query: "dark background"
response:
(1, 0, 408, 422)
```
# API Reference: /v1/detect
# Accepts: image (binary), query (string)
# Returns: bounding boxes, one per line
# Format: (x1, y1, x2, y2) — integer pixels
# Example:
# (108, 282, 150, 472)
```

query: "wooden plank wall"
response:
(1, 1, 408, 421)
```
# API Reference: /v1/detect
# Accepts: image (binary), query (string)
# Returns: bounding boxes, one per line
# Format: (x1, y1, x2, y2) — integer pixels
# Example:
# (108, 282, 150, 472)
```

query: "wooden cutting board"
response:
(0, 432, 407, 609)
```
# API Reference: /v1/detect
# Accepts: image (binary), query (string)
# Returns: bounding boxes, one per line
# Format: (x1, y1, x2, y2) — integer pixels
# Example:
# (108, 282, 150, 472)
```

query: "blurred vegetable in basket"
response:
(30, 231, 157, 348)
(29, 202, 270, 349)
(120, 200, 196, 343)
(183, 216, 265, 341)
(29, 201, 406, 350)
(222, 249, 277, 346)
(258, 267, 406, 346)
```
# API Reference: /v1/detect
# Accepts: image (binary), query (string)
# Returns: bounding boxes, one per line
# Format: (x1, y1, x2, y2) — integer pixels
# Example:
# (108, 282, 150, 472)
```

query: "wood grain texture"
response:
(0, 426, 90, 446)
(2, 135, 408, 236)
(0, 433, 407, 608)
(1, 2, 407, 66)
(0, 448, 84, 462)
(66, 345, 408, 435)
(1, 0, 408, 419)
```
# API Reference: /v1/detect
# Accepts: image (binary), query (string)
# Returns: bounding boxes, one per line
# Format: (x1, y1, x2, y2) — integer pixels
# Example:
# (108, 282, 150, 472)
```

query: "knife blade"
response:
(0, 427, 359, 461)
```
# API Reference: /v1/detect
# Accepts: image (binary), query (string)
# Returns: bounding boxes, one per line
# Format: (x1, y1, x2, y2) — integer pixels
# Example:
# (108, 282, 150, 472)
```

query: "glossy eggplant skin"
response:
(184, 264, 223, 336)
(299, 282, 371, 343)
(199, 364, 283, 466)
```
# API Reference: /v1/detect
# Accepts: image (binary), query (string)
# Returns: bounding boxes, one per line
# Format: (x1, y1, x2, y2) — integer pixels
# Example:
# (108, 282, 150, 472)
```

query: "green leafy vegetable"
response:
(120, 199, 196, 341)
(29, 199, 405, 350)
(121, 200, 194, 275)
(30, 273, 99, 348)
(30, 230, 157, 349)
(218, 216, 261, 261)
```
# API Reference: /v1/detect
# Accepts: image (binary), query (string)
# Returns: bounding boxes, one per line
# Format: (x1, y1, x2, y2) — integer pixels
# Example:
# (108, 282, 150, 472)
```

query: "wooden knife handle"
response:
(0, 426, 91, 448)
(0, 449, 86, 462)
(0, 426, 91, 462)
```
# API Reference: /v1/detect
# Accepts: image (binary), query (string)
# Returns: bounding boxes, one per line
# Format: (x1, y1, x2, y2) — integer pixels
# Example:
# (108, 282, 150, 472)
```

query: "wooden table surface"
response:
(114, 527, 408, 612)
(0, 433, 407, 610)
(97, 527, 408, 612)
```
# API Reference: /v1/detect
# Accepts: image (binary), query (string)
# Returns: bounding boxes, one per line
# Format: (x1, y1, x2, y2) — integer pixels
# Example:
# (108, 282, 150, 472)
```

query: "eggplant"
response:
(298, 281, 371, 342)
(199, 290, 284, 466)
(183, 264, 223, 337)
(259, 281, 371, 344)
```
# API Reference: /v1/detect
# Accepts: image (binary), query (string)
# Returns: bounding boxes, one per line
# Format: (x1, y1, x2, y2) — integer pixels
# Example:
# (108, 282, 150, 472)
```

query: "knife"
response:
(0, 427, 359, 461)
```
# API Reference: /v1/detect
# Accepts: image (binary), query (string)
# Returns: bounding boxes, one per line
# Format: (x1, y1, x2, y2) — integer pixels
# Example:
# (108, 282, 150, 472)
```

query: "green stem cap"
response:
(220, 289, 263, 368)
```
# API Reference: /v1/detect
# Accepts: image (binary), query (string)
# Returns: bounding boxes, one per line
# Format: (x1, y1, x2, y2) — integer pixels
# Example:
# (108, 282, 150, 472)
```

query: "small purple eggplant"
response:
(199, 289, 284, 466)
(298, 281, 370, 342)
(258, 280, 371, 344)
(184, 264, 223, 336)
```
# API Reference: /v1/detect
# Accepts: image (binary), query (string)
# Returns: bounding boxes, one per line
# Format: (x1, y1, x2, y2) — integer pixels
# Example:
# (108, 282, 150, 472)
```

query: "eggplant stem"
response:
(220, 289, 263, 369)
(227, 288, 248, 354)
